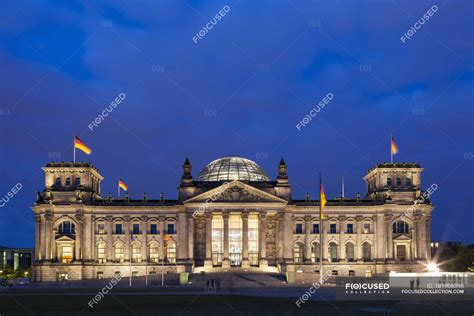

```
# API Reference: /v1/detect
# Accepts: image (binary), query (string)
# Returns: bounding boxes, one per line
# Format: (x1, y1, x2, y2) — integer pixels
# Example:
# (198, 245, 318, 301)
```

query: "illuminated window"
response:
(363, 223, 371, 234)
(114, 243, 124, 262)
(97, 272, 103, 279)
(60, 245, 73, 263)
(149, 243, 159, 263)
(211, 216, 224, 266)
(97, 242, 106, 263)
(166, 242, 176, 263)
(132, 243, 141, 263)
(229, 215, 243, 266)
(97, 223, 105, 234)
(248, 215, 259, 266)
(293, 243, 304, 263)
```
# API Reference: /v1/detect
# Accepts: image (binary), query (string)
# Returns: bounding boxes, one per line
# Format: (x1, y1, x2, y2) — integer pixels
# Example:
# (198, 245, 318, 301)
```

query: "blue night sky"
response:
(0, 0, 472, 247)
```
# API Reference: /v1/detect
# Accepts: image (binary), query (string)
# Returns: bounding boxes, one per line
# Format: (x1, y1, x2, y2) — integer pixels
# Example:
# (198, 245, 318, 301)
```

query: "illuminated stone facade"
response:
(32, 157, 433, 281)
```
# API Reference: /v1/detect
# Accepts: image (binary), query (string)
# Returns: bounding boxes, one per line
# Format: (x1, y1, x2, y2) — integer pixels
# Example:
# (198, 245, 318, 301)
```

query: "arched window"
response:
(149, 243, 159, 263)
(65, 177, 71, 186)
(114, 243, 124, 263)
(97, 242, 106, 263)
(387, 178, 392, 187)
(132, 243, 142, 263)
(311, 242, 320, 262)
(329, 242, 338, 262)
(58, 221, 75, 235)
(293, 243, 304, 263)
(393, 221, 409, 234)
(345, 243, 355, 262)
(55, 177, 61, 187)
(362, 242, 372, 262)
(166, 241, 176, 263)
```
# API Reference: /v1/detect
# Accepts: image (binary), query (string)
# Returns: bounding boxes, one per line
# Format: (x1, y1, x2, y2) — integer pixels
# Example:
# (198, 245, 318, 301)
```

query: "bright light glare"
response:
(427, 262, 440, 272)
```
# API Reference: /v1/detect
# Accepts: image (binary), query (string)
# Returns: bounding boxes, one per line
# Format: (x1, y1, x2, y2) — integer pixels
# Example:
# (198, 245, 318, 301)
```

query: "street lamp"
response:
(427, 262, 440, 273)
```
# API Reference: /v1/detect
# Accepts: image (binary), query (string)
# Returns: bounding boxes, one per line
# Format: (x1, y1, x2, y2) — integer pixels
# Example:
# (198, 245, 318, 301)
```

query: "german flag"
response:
(74, 136, 91, 155)
(319, 174, 327, 219)
(118, 178, 128, 191)
(391, 136, 399, 155)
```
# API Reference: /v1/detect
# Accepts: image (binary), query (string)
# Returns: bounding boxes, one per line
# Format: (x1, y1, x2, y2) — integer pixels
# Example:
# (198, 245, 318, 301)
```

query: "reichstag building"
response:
(32, 156, 433, 281)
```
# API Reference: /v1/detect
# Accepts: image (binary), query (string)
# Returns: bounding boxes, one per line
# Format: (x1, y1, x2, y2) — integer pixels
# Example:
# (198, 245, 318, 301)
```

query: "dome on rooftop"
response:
(196, 156, 270, 182)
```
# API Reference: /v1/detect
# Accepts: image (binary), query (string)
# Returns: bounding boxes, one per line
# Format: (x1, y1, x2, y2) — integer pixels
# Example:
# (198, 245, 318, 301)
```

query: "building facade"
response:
(0, 246, 34, 271)
(32, 157, 433, 282)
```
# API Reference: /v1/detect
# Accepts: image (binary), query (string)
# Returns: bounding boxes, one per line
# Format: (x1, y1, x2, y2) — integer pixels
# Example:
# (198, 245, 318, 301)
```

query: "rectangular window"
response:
(330, 223, 337, 234)
(150, 224, 158, 234)
(363, 223, 371, 234)
(312, 223, 319, 234)
(75, 177, 81, 187)
(115, 224, 122, 234)
(132, 223, 140, 234)
(349, 270, 355, 276)
(387, 178, 392, 187)
(346, 223, 354, 234)
(167, 224, 175, 234)
(295, 223, 303, 234)
(396, 178, 401, 186)
(97, 224, 105, 234)
(405, 178, 411, 187)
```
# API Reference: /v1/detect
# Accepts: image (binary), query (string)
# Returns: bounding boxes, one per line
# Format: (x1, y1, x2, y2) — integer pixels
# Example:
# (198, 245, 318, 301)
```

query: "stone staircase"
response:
(189, 271, 286, 288)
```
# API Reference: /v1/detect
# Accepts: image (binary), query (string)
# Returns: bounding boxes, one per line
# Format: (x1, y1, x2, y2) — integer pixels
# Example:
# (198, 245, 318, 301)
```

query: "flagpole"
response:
(118, 179, 120, 198)
(342, 176, 345, 199)
(319, 172, 323, 283)
(390, 133, 393, 163)
(73, 134, 76, 163)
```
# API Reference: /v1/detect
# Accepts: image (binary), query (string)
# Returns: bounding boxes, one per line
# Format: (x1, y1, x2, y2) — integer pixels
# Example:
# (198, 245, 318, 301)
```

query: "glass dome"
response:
(197, 156, 270, 182)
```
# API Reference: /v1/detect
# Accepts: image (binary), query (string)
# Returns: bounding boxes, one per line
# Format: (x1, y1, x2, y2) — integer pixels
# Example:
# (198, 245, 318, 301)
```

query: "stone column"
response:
(141, 216, 148, 262)
(124, 216, 131, 262)
(385, 214, 393, 260)
(187, 214, 194, 261)
(259, 212, 268, 267)
(222, 211, 230, 268)
(338, 216, 345, 261)
(51, 228, 57, 261)
(283, 212, 293, 261)
(34, 215, 41, 261)
(106, 216, 114, 262)
(74, 214, 83, 261)
(44, 214, 52, 260)
(424, 215, 431, 260)
(241, 211, 250, 268)
(277, 212, 284, 262)
(321, 218, 327, 262)
(204, 213, 213, 268)
(356, 216, 363, 261)
(158, 216, 165, 261)
(304, 216, 312, 262)
(177, 212, 188, 262)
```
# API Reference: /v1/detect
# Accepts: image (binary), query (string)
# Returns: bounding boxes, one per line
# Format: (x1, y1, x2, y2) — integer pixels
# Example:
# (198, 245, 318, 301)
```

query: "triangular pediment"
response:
(55, 235, 75, 242)
(184, 180, 287, 204)
(393, 234, 412, 241)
